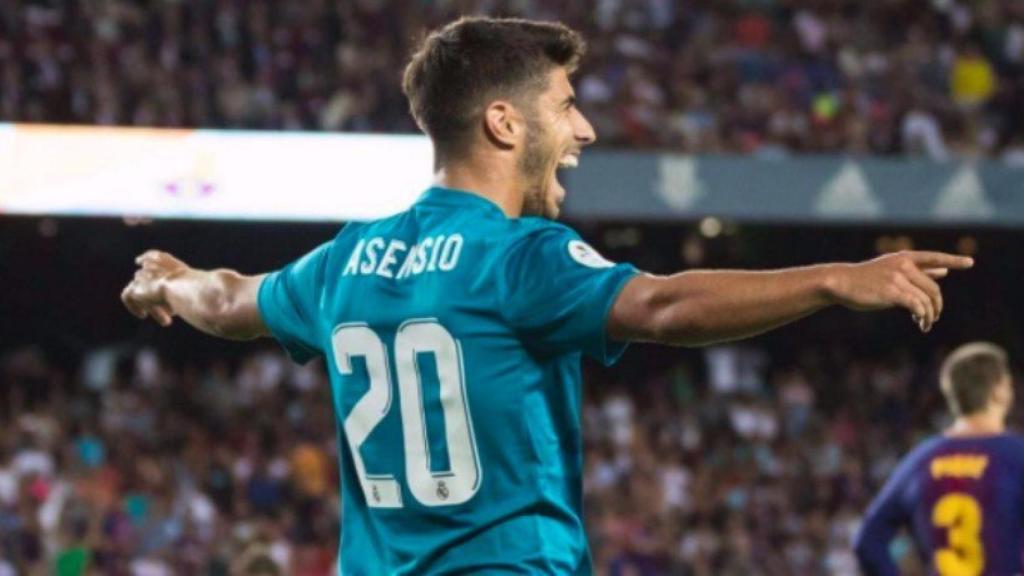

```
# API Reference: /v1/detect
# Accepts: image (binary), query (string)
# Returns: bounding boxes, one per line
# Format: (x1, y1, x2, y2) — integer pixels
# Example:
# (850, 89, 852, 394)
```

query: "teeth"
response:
(558, 155, 579, 169)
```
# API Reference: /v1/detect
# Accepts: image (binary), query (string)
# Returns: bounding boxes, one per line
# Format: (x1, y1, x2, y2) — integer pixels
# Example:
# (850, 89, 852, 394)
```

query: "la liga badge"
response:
(567, 240, 614, 269)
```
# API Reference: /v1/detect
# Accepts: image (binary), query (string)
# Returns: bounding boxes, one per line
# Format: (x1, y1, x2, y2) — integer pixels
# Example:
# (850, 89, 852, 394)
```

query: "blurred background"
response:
(1, 1, 1023, 575)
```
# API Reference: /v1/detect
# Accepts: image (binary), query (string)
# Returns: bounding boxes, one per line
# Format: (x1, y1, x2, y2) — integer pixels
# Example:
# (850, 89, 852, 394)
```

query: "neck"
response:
(434, 155, 524, 218)
(946, 410, 1006, 437)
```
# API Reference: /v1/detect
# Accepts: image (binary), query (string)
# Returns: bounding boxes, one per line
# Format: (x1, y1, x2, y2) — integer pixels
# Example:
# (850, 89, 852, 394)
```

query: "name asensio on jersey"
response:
(343, 234, 464, 280)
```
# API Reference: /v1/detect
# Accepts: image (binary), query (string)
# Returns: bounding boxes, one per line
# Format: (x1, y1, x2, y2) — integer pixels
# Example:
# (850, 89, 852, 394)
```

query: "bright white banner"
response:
(0, 124, 434, 221)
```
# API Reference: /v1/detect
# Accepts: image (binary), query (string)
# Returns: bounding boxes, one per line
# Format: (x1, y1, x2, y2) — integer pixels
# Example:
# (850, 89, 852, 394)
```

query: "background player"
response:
(855, 342, 1020, 576)
(122, 17, 973, 574)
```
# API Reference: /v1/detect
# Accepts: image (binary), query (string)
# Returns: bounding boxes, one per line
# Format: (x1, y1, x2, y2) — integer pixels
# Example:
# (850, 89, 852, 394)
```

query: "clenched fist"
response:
(826, 251, 974, 332)
(121, 250, 189, 327)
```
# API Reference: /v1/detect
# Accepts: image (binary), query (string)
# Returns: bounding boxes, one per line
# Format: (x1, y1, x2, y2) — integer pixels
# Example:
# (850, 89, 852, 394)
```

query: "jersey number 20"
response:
(332, 320, 481, 508)
(932, 492, 985, 576)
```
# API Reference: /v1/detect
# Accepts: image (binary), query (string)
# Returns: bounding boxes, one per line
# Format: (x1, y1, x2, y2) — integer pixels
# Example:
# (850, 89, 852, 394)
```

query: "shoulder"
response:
(335, 217, 385, 243)
(327, 216, 406, 254)
(1002, 432, 1024, 445)
(313, 222, 365, 262)
(991, 433, 1024, 458)
(497, 218, 621, 272)
(895, 436, 946, 473)
(499, 218, 600, 261)
(490, 218, 573, 261)
(909, 435, 946, 459)
(506, 217, 578, 241)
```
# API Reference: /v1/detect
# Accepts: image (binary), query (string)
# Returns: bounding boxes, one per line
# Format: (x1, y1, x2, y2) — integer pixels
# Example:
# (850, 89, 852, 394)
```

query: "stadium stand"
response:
(2, 0, 1024, 159)
(0, 219, 1016, 574)
(2, 1, 1021, 574)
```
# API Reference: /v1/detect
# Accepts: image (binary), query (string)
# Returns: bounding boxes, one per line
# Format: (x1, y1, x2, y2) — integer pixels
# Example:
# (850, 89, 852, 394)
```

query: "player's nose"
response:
(574, 109, 596, 146)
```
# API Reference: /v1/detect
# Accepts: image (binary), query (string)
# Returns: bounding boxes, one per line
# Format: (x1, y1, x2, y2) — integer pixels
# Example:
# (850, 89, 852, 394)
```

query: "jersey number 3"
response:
(932, 492, 984, 576)
(332, 320, 481, 508)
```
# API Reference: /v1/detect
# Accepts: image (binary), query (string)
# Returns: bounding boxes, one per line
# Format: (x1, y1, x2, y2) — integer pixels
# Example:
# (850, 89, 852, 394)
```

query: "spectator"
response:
(1, 1, 1023, 159)
(0, 335, 1007, 573)
(950, 43, 998, 108)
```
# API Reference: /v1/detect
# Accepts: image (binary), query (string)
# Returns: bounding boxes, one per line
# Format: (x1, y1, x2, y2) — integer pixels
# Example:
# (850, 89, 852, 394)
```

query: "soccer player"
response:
(855, 343, 1019, 576)
(121, 17, 973, 575)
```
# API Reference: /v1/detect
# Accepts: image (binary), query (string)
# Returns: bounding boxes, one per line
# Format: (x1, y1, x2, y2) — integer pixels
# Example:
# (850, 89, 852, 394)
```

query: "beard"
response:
(518, 119, 556, 219)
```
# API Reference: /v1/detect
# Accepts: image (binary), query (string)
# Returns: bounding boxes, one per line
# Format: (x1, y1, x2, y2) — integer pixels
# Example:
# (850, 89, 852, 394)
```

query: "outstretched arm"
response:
(608, 251, 973, 347)
(121, 250, 269, 340)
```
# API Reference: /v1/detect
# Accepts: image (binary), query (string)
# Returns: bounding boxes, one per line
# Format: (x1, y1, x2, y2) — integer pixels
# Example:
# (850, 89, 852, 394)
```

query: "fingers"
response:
(894, 251, 972, 330)
(122, 272, 174, 326)
(151, 305, 174, 327)
(904, 264, 943, 321)
(136, 249, 186, 272)
(136, 251, 169, 273)
(122, 284, 173, 326)
(893, 276, 935, 332)
(907, 251, 974, 270)
(121, 284, 147, 319)
(135, 250, 162, 266)
(125, 251, 181, 326)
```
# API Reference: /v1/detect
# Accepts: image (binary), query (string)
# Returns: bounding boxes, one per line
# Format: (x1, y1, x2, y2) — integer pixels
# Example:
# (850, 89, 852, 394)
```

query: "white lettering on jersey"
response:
(438, 234, 463, 271)
(413, 237, 433, 274)
(360, 238, 385, 274)
(395, 244, 418, 279)
(343, 239, 365, 276)
(567, 240, 614, 269)
(376, 240, 407, 278)
(426, 235, 445, 272)
(348, 235, 462, 280)
(397, 238, 432, 280)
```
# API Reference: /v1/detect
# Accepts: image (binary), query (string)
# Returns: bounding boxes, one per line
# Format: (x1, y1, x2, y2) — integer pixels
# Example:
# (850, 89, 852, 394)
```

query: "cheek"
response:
(559, 120, 576, 142)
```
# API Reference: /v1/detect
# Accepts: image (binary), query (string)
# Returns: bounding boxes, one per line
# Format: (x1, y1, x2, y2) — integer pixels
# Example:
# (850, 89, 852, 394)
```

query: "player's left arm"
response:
(121, 250, 269, 340)
(608, 251, 973, 347)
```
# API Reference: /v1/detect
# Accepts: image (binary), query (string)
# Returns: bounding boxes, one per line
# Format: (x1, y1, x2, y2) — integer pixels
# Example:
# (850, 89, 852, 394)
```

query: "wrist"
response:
(818, 263, 852, 306)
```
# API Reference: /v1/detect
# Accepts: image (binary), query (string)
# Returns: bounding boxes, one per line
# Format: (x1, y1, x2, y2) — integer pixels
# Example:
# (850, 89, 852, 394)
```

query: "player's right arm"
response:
(121, 250, 269, 340)
(854, 452, 918, 576)
(608, 251, 973, 347)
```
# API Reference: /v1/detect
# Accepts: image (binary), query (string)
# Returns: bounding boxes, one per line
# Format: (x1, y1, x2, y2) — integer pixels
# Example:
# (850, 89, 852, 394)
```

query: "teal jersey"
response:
(258, 187, 638, 574)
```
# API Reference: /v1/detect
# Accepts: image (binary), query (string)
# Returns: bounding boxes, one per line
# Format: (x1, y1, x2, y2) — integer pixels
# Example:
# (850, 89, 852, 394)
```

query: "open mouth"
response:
(557, 152, 580, 169)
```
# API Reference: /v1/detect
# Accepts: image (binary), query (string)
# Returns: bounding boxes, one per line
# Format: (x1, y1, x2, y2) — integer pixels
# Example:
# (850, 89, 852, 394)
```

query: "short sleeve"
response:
(258, 242, 331, 364)
(497, 224, 639, 365)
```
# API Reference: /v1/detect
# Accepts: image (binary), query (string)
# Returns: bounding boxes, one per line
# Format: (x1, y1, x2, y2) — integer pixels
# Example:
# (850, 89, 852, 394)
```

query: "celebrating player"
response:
(855, 343, 1019, 576)
(122, 17, 973, 575)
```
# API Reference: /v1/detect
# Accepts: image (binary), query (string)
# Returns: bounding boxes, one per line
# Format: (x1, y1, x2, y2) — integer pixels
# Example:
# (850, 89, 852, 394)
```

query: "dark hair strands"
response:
(402, 17, 585, 163)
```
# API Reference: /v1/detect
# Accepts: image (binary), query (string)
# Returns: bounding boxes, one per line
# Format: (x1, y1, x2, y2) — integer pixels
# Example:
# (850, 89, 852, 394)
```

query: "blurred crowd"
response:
(581, 344, 954, 575)
(0, 346, 340, 575)
(3, 0, 1024, 161)
(0, 340, 964, 575)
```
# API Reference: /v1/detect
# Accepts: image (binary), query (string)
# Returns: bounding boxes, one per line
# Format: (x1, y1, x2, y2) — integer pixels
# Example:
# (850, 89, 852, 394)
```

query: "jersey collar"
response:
(417, 186, 508, 218)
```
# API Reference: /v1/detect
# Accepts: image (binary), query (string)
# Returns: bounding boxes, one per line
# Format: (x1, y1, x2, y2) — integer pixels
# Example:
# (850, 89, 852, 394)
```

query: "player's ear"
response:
(992, 376, 1013, 410)
(483, 100, 521, 149)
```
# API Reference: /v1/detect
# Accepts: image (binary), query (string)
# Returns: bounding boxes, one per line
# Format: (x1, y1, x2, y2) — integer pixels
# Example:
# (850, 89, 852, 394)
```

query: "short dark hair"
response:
(402, 17, 585, 162)
(940, 342, 1010, 416)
